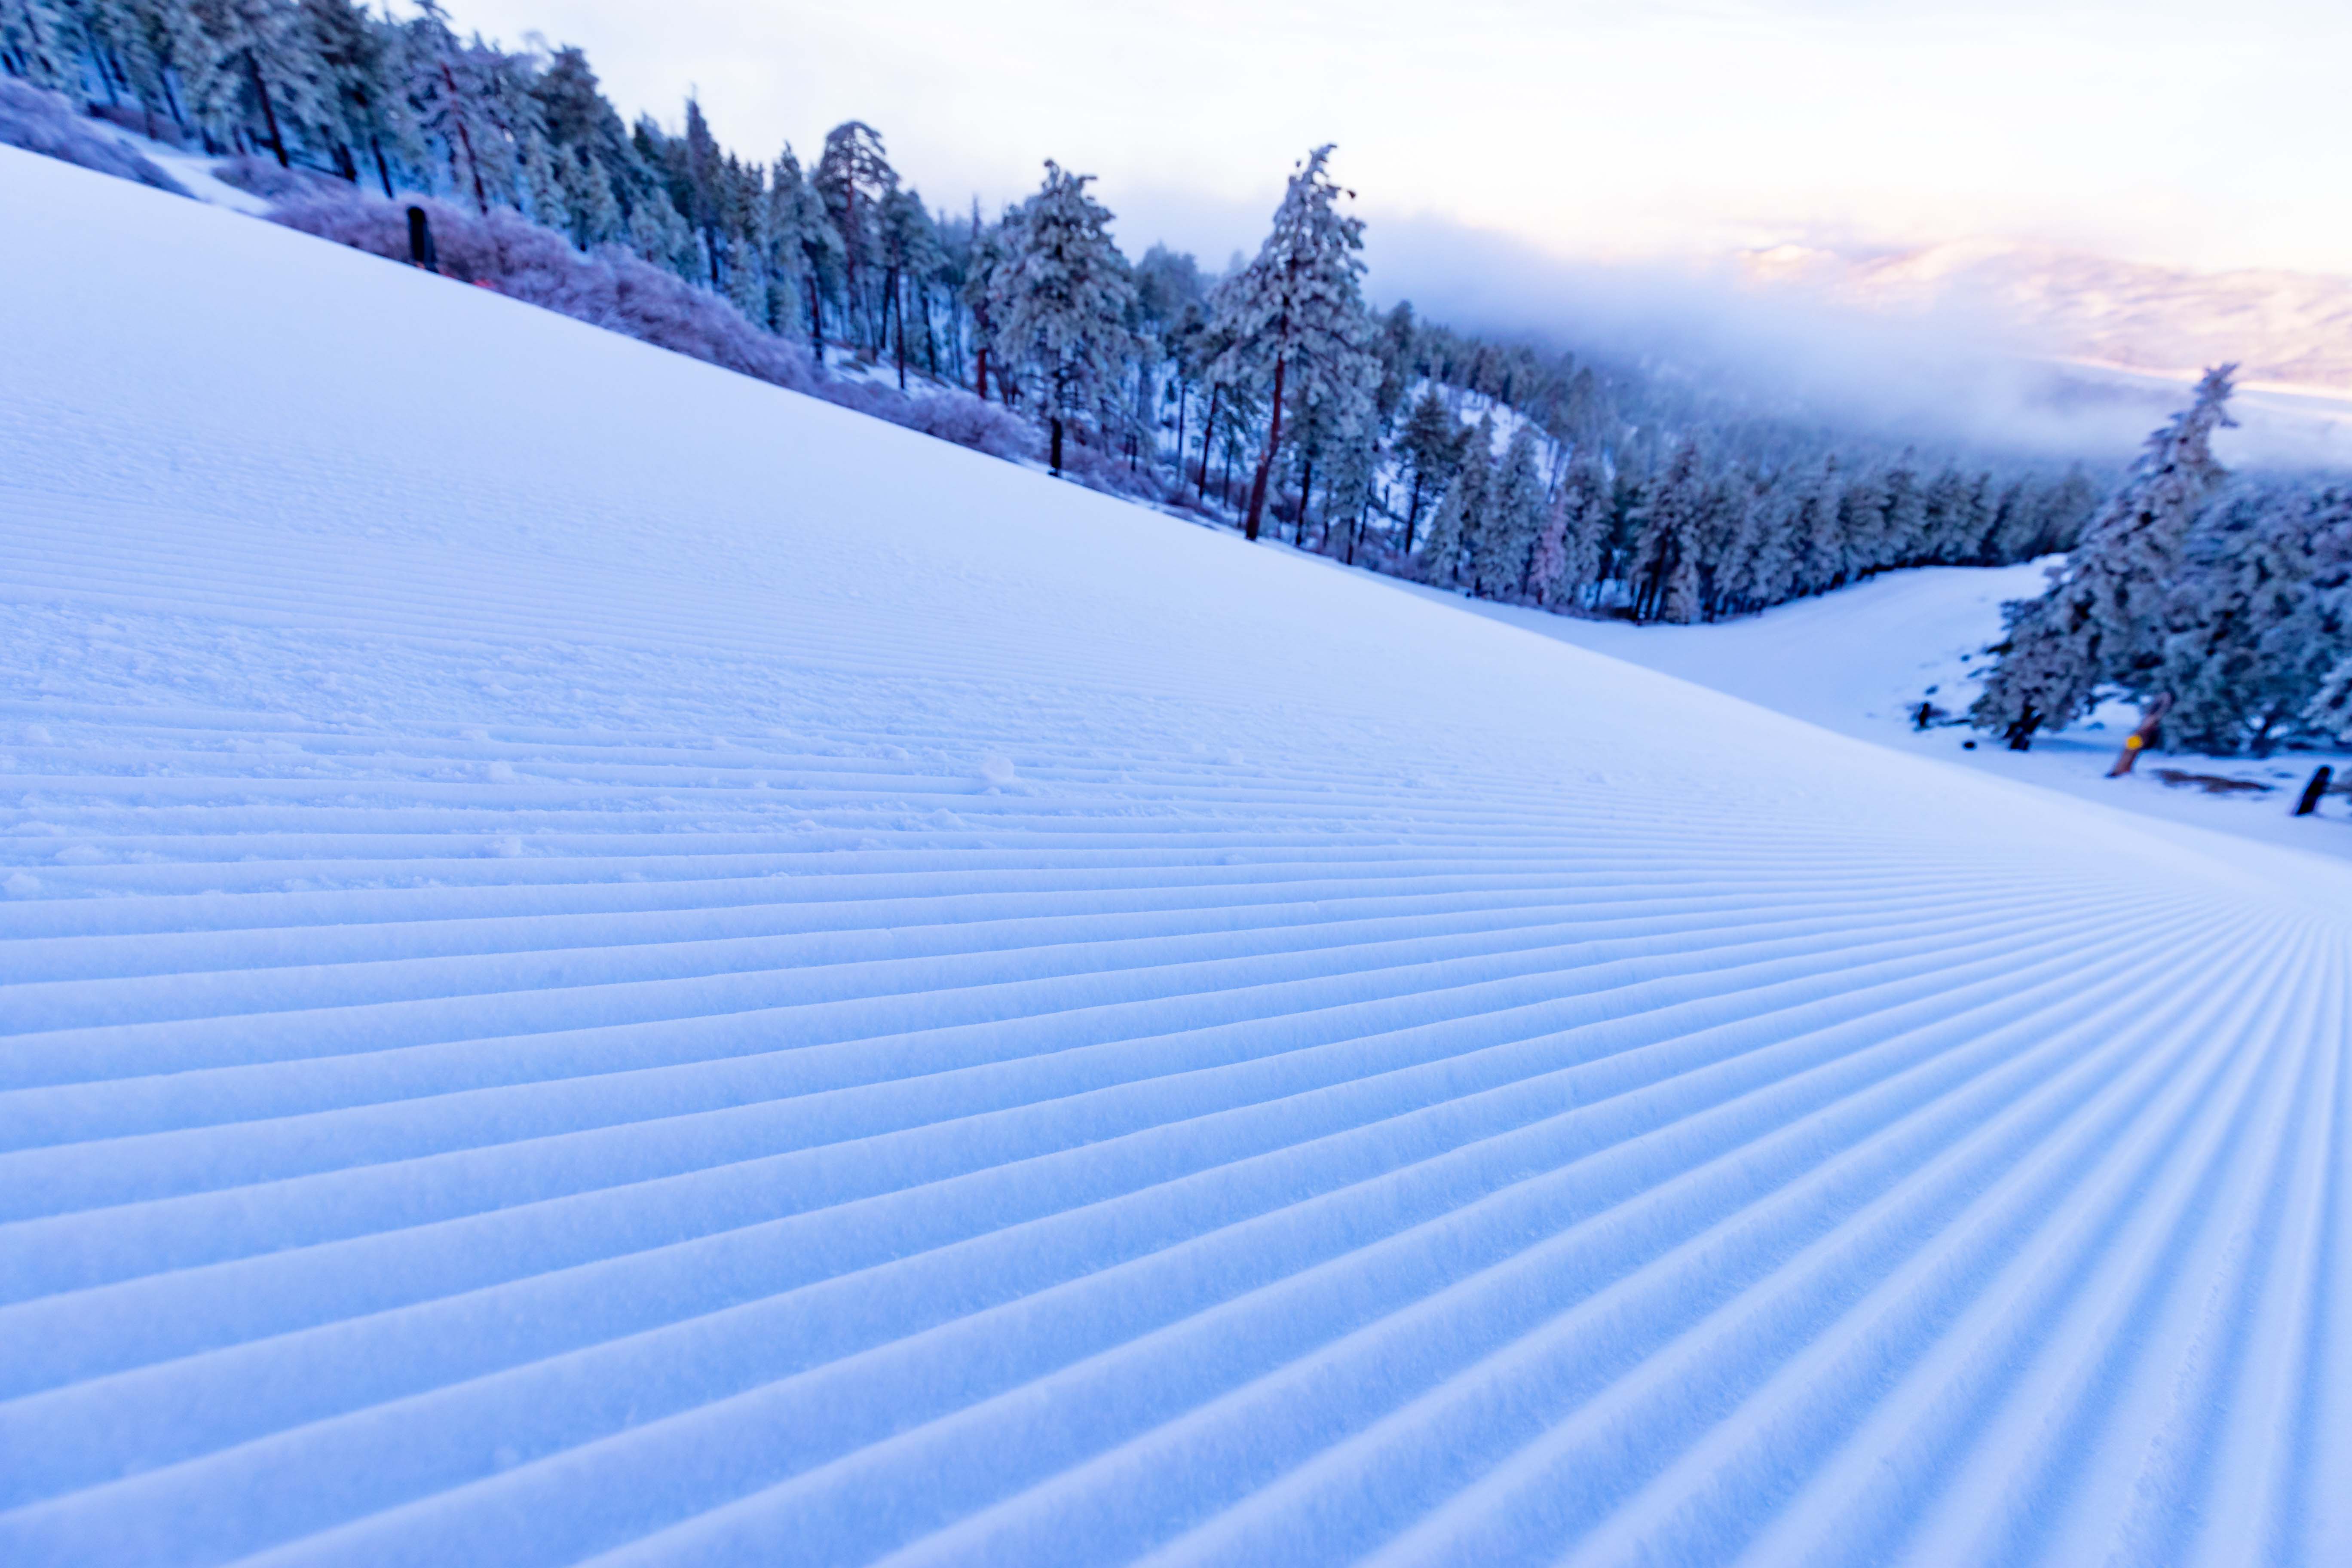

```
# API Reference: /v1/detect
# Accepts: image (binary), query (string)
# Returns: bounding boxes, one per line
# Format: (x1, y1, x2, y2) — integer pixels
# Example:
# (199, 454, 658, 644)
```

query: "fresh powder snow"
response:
(1, 146, 2347, 1567)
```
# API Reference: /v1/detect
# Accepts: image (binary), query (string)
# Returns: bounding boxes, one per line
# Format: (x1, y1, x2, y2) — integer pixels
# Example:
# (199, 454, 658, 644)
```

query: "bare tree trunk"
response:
(1050, 416, 1064, 476)
(889, 270, 907, 388)
(1196, 386, 1220, 499)
(2106, 692, 2174, 776)
(248, 53, 288, 168)
(438, 60, 488, 214)
(975, 344, 989, 401)
(1243, 354, 1287, 542)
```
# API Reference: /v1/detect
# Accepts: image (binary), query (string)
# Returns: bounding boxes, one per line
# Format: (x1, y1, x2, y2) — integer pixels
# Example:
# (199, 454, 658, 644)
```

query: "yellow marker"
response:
(2124, 735, 2144, 750)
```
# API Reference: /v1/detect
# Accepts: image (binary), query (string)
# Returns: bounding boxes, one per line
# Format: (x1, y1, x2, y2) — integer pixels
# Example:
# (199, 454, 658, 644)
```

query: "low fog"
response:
(1363, 212, 2352, 474)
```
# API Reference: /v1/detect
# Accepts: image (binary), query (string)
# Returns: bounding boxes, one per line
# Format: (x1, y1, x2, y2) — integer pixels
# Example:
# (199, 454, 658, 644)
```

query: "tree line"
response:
(1972, 369, 2352, 758)
(22, 0, 2325, 688)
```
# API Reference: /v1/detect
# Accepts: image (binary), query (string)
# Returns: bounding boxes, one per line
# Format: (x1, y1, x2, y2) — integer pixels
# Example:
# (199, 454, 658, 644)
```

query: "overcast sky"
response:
(446, 0, 2347, 280)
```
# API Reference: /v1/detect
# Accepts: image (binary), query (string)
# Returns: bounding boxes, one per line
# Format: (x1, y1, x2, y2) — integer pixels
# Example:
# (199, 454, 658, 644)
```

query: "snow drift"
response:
(0, 145, 2346, 1567)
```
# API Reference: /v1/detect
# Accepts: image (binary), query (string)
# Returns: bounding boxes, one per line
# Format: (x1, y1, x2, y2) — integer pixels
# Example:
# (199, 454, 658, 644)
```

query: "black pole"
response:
(407, 206, 436, 271)
(2294, 765, 2333, 817)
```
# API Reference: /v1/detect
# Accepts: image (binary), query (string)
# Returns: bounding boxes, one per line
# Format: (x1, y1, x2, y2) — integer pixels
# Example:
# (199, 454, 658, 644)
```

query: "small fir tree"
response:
(986, 160, 1136, 475)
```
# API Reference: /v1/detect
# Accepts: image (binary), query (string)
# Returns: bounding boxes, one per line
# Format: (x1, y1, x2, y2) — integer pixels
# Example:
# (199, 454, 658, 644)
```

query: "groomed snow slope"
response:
(1, 147, 2347, 1567)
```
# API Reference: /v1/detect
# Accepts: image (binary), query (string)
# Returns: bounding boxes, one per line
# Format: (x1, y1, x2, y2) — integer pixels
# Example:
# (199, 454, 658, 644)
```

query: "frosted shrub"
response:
(0, 79, 187, 196)
(269, 193, 820, 394)
(212, 156, 351, 204)
(1051, 435, 1181, 504)
(819, 378, 1038, 463)
(270, 190, 1050, 464)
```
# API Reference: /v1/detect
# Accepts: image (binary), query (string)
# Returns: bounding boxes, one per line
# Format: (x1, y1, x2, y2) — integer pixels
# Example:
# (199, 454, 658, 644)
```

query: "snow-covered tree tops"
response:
(983, 161, 1135, 475)
(1207, 145, 1377, 541)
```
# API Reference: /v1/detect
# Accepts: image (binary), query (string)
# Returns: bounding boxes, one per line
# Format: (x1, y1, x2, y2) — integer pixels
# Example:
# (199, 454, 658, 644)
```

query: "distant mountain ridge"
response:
(1742, 239, 2352, 395)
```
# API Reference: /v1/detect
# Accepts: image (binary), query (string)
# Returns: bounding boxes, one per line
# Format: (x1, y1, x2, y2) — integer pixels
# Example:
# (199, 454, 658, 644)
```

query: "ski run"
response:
(1, 148, 2347, 1568)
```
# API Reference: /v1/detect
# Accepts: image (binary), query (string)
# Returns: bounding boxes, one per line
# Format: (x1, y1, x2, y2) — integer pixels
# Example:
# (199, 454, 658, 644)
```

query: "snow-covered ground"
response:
(2, 145, 2348, 1567)
(1387, 564, 2352, 871)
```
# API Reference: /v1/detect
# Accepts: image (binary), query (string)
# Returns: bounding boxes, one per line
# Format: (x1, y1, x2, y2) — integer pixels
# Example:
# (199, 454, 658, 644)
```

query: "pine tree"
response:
(767, 144, 841, 358)
(2162, 486, 2352, 755)
(814, 119, 894, 349)
(1629, 442, 1703, 622)
(1, 0, 77, 92)
(1394, 387, 1461, 552)
(625, 187, 694, 279)
(1418, 422, 1491, 588)
(1210, 145, 1373, 541)
(184, 0, 327, 168)
(724, 233, 765, 322)
(986, 160, 1136, 476)
(1878, 458, 1926, 568)
(1742, 476, 1799, 610)
(1972, 366, 2238, 750)
(1472, 424, 1544, 599)
(876, 183, 937, 389)
(1548, 456, 1609, 611)
(1793, 456, 1845, 597)
(1980, 477, 2030, 563)
(1711, 485, 1761, 619)
(1837, 466, 1888, 582)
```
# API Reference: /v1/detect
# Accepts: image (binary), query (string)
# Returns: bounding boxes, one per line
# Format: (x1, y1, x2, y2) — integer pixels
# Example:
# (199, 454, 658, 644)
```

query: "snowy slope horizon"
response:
(3, 147, 2349, 1566)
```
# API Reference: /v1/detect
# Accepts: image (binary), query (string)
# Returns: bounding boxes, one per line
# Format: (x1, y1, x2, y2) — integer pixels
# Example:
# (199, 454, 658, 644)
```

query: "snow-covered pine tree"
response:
(1472, 424, 1544, 599)
(1317, 419, 1382, 564)
(961, 206, 1016, 401)
(1836, 465, 1888, 582)
(724, 233, 765, 322)
(1210, 145, 1373, 541)
(1712, 484, 1762, 619)
(1878, 458, 1925, 569)
(553, 144, 620, 246)
(2162, 484, 2352, 755)
(1418, 423, 1491, 588)
(1792, 456, 1844, 597)
(624, 184, 694, 279)
(2306, 657, 2352, 746)
(1971, 366, 2238, 750)
(1394, 386, 1461, 553)
(1920, 465, 1971, 564)
(297, 0, 399, 192)
(1741, 475, 1799, 610)
(1628, 441, 1702, 622)
(814, 119, 894, 349)
(986, 160, 1136, 476)
(767, 144, 840, 358)
(876, 184, 939, 389)
(0, 0, 77, 91)
(1978, 476, 2029, 564)
(187, 0, 328, 168)
(1550, 456, 1609, 611)
(2154, 490, 2331, 756)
